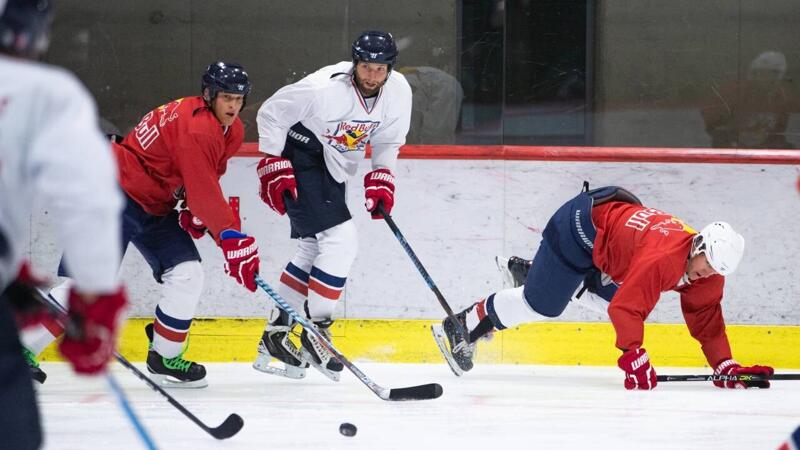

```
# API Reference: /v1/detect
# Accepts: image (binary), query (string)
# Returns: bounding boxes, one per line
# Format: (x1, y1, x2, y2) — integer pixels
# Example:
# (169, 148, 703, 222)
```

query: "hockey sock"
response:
(152, 261, 202, 358)
(306, 220, 357, 320)
(484, 286, 548, 330)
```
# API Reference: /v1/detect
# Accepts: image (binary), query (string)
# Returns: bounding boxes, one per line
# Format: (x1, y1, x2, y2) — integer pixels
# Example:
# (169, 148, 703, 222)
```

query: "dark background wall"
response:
(47, 0, 458, 141)
(46, 0, 800, 148)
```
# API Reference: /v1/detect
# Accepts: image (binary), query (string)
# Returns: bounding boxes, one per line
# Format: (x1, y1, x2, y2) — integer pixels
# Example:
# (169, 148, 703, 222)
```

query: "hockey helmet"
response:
(0, 0, 53, 58)
(201, 61, 251, 106)
(351, 30, 398, 69)
(690, 222, 745, 276)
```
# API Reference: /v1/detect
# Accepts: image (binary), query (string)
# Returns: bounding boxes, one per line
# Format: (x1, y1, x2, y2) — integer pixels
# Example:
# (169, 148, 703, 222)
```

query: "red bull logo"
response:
(323, 120, 380, 152)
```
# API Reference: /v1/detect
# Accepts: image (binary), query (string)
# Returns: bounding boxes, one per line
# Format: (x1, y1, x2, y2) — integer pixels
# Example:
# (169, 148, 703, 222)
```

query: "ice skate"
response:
(253, 312, 308, 379)
(145, 323, 208, 389)
(300, 319, 343, 382)
(431, 306, 477, 377)
(495, 255, 531, 288)
(22, 347, 47, 385)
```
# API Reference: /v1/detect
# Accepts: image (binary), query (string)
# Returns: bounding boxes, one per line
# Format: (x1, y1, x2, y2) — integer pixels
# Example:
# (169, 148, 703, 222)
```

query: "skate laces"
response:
(163, 336, 194, 372)
(22, 348, 40, 368)
(305, 324, 333, 359)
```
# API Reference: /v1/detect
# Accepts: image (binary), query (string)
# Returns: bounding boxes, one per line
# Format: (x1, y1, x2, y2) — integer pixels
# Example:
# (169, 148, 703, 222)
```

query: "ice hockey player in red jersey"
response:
(20, 61, 260, 389)
(253, 30, 411, 380)
(434, 184, 773, 390)
(779, 426, 800, 450)
(1, 0, 129, 447)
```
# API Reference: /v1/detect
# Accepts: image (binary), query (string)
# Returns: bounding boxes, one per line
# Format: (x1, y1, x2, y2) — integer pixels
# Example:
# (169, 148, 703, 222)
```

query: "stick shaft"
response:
(376, 205, 471, 343)
(657, 374, 800, 382)
(36, 289, 242, 439)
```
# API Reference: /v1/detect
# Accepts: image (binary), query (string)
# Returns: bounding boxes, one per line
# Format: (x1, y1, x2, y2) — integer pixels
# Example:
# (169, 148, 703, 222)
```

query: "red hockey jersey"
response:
(113, 96, 243, 237)
(591, 201, 732, 366)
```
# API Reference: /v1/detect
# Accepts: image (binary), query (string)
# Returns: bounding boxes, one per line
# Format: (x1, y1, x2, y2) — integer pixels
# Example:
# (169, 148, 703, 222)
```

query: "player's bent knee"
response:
(162, 260, 204, 296)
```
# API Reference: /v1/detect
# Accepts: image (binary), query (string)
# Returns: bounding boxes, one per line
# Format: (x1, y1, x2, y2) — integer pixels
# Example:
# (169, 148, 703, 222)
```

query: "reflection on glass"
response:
(398, 67, 464, 144)
(702, 50, 797, 149)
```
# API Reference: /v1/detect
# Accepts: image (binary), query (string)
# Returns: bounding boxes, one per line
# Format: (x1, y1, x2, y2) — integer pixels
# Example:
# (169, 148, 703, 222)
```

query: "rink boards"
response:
(39, 317, 800, 368)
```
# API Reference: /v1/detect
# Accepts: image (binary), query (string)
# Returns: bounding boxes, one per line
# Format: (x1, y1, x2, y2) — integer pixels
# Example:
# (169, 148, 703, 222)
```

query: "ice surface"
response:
(38, 362, 799, 450)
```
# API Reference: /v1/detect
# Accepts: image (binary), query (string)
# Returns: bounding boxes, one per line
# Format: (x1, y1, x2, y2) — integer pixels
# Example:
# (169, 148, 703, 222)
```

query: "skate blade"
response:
(430, 325, 464, 377)
(148, 373, 209, 389)
(252, 355, 307, 379)
(299, 348, 341, 382)
(495, 256, 515, 289)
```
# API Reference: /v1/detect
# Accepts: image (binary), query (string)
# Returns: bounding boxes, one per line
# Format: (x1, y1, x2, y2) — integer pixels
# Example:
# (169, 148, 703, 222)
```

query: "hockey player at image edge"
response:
(434, 185, 773, 390)
(19, 60, 260, 389)
(1, 0, 130, 448)
(253, 30, 411, 380)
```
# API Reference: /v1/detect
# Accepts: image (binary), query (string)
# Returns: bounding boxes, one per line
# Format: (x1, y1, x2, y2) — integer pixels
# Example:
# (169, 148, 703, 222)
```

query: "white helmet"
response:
(691, 222, 745, 276)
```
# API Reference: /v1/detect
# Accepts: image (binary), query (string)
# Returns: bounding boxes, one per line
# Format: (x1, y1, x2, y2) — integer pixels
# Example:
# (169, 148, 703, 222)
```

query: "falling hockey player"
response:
(253, 30, 412, 380)
(20, 61, 261, 388)
(433, 184, 774, 390)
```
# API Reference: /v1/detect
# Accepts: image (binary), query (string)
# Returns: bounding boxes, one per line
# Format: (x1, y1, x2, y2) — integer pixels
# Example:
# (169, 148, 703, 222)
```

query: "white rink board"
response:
(29, 157, 800, 324)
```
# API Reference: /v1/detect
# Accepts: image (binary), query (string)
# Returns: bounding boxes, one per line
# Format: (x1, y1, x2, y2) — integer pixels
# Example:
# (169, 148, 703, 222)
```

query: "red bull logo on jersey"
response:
(157, 98, 183, 127)
(323, 120, 380, 153)
(651, 217, 697, 236)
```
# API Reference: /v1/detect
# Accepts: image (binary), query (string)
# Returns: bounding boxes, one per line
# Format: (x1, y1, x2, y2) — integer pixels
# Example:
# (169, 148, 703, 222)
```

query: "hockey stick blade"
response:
(34, 289, 244, 440)
(388, 383, 444, 401)
(255, 275, 443, 401)
(658, 374, 800, 382)
(208, 414, 245, 440)
(111, 354, 244, 439)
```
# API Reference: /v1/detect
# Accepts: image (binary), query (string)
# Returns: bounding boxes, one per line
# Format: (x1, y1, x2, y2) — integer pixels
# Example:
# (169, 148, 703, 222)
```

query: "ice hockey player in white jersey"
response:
(0, 0, 128, 448)
(254, 30, 411, 380)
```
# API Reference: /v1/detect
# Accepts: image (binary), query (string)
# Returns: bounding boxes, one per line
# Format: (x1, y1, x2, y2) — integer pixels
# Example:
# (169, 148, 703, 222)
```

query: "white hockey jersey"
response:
(256, 61, 412, 183)
(0, 55, 122, 292)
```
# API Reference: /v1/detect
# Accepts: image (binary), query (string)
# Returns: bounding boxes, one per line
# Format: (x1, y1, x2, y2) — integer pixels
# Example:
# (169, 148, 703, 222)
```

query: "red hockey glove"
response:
(617, 348, 657, 390)
(58, 287, 127, 375)
(220, 229, 259, 292)
(364, 168, 395, 219)
(178, 208, 207, 239)
(713, 358, 774, 389)
(257, 156, 297, 215)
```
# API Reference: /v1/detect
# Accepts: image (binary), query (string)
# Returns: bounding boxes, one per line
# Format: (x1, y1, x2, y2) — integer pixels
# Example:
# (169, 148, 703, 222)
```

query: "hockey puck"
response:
(339, 422, 357, 437)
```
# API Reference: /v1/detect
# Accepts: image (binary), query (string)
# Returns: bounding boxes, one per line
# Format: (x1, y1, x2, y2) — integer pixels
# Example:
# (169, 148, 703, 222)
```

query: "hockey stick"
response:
(376, 203, 469, 342)
(37, 290, 243, 440)
(29, 290, 158, 448)
(105, 372, 158, 450)
(658, 374, 800, 382)
(254, 274, 443, 401)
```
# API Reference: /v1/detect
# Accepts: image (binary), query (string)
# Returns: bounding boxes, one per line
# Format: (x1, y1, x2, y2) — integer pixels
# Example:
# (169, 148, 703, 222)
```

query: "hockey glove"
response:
(58, 287, 128, 375)
(220, 229, 259, 292)
(713, 358, 774, 389)
(178, 208, 207, 239)
(617, 347, 657, 390)
(364, 168, 395, 219)
(1, 262, 54, 329)
(257, 156, 297, 215)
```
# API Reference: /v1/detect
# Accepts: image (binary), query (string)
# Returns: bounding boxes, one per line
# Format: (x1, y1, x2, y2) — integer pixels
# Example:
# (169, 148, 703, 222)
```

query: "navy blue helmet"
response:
(201, 61, 251, 104)
(351, 30, 398, 69)
(0, 0, 53, 58)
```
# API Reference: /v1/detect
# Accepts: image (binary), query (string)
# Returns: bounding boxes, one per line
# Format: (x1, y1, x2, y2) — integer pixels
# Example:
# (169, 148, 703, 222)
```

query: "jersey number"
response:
(134, 111, 159, 150)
